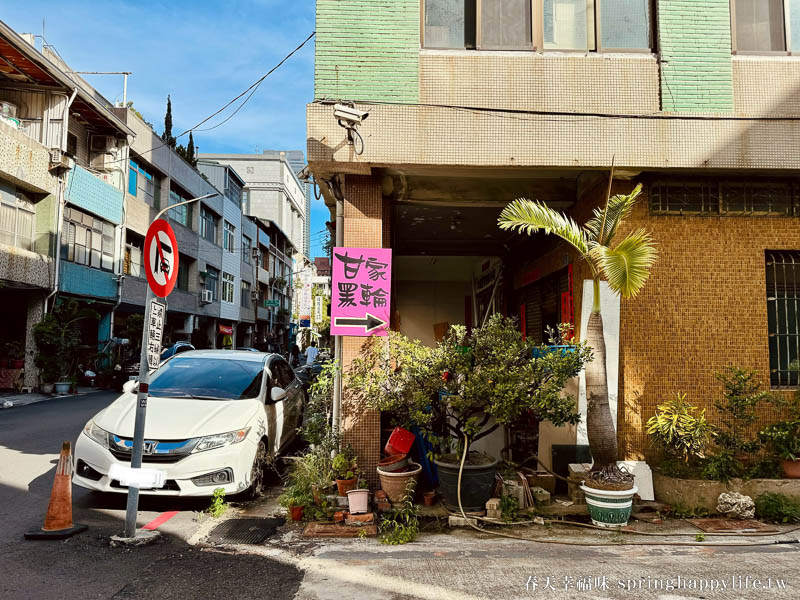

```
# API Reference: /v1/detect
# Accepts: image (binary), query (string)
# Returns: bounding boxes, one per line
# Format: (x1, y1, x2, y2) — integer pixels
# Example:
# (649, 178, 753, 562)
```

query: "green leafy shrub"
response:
(301, 360, 338, 446)
(646, 393, 715, 462)
(331, 447, 358, 481)
(713, 367, 774, 458)
(348, 315, 591, 460)
(754, 493, 800, 523)
(379, 481, 419, 545)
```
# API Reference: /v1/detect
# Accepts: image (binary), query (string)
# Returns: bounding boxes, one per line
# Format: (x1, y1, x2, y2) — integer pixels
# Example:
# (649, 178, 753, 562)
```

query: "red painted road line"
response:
(142, 511, 179, 531)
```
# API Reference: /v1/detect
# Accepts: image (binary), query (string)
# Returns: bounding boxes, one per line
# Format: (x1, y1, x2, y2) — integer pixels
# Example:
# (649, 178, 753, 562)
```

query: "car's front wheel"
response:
(245, 439, 269, 499)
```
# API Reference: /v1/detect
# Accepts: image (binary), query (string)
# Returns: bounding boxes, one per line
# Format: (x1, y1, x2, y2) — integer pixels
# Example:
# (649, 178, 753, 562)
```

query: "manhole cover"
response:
(207, 517, 285, 545)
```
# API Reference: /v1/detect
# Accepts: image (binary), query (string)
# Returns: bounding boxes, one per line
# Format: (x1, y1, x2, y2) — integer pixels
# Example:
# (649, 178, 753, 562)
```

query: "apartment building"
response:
(0, 22, 134, 388)
(198, 151, 309, 260)
(307, 1, 800, 479)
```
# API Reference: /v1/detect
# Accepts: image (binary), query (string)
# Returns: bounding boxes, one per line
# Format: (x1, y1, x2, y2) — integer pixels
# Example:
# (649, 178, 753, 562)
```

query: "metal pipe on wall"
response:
(332, 176, 344, 437)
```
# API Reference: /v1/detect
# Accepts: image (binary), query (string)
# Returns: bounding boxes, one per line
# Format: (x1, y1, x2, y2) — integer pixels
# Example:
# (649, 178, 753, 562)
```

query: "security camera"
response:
(334, 103, 369, 126)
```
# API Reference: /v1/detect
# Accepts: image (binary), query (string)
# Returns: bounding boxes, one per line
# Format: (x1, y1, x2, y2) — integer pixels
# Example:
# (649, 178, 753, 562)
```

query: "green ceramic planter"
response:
(580, 484, 638, 528)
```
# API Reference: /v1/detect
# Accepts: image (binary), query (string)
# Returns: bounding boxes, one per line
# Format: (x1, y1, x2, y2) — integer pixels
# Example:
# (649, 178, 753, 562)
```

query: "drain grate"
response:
(207, 517, 285, 545)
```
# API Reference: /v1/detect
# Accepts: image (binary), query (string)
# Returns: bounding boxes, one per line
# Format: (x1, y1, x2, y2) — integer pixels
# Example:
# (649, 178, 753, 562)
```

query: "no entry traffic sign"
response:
(144, 219, 179, 298)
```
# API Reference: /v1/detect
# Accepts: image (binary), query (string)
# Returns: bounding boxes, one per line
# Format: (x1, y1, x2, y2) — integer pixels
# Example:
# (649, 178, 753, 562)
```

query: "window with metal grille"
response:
(651, 179, 800, 216)
(766, 250, 800, 387)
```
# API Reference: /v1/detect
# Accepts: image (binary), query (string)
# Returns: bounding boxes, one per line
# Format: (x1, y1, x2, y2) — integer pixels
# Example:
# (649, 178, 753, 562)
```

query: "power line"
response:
(99, 31, 315, 167)
(316, 97, 800, 123)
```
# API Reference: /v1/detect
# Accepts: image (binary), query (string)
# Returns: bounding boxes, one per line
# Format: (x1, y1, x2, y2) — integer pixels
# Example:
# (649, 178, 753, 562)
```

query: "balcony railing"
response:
(65, 165, 123, 225)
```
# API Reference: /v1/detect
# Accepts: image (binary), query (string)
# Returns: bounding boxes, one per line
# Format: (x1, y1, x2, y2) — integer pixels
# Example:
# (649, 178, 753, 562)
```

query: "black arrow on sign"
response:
(334, 312, 387, 333)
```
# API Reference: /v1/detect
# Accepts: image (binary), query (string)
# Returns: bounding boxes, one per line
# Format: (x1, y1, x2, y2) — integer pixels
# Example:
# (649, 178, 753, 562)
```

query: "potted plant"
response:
(279, 488, 312, 522)
(5, 341, 24, 369)
(500, 177, 657, 526)
(760, 418, 800, 478)
(33, 299, 99, 395)
(349, 314, 591, 513)
(332, 448, 358, 496)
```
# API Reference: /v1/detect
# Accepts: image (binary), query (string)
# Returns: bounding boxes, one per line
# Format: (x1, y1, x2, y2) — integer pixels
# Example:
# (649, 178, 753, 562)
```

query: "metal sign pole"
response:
(123, 285, 155, 538)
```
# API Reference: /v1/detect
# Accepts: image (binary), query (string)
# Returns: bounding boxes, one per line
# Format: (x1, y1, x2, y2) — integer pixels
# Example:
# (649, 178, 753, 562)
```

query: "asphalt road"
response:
(0, 390, 302, 600)
(5, 391, 800, 600)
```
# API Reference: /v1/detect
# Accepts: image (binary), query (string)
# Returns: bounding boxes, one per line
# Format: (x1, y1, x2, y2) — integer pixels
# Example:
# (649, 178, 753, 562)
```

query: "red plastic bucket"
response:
(384, 427, 415, 456)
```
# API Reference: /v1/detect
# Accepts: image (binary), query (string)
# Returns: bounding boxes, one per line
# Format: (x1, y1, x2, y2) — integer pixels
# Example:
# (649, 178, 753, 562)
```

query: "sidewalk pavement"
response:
(0, 386, 98, 408)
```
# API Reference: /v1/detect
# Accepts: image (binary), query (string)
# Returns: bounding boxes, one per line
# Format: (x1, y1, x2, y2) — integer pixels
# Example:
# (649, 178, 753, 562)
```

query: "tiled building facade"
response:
(307, 1, 800, 470)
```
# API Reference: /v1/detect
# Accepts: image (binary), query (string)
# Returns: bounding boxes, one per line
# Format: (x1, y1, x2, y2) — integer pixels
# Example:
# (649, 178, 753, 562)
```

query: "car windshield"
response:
(148, 357, 264, 400)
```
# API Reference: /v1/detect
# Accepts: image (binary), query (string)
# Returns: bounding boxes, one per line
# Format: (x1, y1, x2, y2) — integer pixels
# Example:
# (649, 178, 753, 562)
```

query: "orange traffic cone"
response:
(25, 441, 87, 540)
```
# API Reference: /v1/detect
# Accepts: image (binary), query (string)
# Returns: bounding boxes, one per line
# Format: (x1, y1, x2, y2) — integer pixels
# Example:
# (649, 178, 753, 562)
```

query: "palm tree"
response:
(498, 177, 657, 483)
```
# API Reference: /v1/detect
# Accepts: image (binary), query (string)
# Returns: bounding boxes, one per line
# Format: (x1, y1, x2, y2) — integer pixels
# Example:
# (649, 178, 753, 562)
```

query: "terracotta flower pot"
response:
(378, 453, 408, 472)
(336, 477, 357, 496)
(378, 461, 421, 504)
(423, 491, 436, 506)
(782, 459, 800, 479)
(289, 505, 304, 522)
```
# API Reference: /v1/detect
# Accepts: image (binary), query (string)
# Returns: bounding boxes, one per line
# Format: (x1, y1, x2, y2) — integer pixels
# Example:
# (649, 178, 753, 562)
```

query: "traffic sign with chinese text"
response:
(146, 300, 166, 370)
(330, 247, 391, 337)
(144, 219, 179, 298)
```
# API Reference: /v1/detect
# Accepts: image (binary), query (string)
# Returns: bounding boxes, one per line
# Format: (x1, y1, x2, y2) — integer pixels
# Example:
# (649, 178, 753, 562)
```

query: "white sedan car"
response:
(73, 350, 304, 497)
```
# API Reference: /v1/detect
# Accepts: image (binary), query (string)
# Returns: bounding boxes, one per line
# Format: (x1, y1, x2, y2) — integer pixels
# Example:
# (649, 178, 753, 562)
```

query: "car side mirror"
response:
(270, 386, 287, 403)
(122, 379, 138, 394)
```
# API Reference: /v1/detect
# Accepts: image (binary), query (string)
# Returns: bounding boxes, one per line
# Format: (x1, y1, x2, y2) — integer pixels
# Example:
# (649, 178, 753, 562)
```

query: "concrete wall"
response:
(308, 101, 800, 172)
(315, 0, 419, 103)
(419, 52, 659, 115)
(65, 165, 123, 225)
(0, 119, 58, 195)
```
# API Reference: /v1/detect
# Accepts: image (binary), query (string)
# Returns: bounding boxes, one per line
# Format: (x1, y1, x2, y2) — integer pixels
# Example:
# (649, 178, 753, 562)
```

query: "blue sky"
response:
(4, 0, 330, 257)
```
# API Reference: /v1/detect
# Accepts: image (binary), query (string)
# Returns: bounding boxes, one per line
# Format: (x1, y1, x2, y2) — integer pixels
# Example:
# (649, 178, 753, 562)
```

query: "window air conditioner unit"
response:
(200, 289, 213, 304)
(90, 135, 115, 153)
(250, 291, 259, 303)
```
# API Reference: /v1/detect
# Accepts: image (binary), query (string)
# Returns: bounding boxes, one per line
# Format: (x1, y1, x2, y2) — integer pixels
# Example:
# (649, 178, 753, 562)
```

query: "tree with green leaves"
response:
(498, 174, 657, 485)
(161, 95, 176, 148)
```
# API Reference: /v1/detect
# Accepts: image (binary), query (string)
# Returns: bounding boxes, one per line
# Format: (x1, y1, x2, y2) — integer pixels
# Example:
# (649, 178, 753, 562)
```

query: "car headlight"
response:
(191, 428, 250, 453)
(83, 420, 111, 449)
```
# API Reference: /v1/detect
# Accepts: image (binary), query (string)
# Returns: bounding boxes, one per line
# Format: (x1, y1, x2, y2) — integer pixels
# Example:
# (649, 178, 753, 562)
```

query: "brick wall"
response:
(315, 0, 419, 102)
(618, 187, 796, 459)
(341, 174, 385, 487)
(657, 0, 734, 113)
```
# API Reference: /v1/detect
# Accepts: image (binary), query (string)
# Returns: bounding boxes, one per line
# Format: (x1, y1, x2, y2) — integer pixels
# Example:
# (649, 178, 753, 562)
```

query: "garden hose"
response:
(454, 434, 800, 547)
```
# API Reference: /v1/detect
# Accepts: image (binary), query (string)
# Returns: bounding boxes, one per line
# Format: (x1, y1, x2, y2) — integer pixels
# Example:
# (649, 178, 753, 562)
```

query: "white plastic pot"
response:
(347, 489, 370, 514)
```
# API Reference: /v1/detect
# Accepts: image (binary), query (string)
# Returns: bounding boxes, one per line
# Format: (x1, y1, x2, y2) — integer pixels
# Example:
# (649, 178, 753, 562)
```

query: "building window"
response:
(128, 159, 155, 205)
(204, 265, 219, 301)
(0, 182, 35, 251)
(731, 0, 800, 54)
(200, 206, 218, 244)
(222, 271, 235, 303)
(177, 255, 191, 291)
(226, 174, 243, 206)
(242, 235, 252, 264)
(61, 206, 115, 271)
(224, 221, 235, 253)
(650, 179, 800, 216)
(124, 232, 144, 277)
(241, 280, 251, 308)
(423, 0, 652, 51)
(766, 251, 800, 387)
(168, 189, 191, 228)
